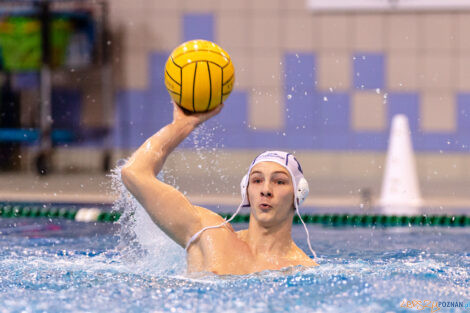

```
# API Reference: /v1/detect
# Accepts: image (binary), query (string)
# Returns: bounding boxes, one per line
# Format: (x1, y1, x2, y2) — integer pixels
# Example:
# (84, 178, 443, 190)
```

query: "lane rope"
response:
(0, 204, 469, 227)
(0, 204, 120, 222)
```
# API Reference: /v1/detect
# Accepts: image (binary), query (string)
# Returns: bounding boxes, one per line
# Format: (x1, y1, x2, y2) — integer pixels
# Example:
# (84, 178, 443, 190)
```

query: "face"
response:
(247, 161, 295, 227)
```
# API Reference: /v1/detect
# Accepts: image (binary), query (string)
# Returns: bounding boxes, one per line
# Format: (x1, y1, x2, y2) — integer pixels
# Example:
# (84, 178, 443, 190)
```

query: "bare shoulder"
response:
(291, 244, 319, 267)
(194, 206, 234, 231)
(187, 206, 239, 257)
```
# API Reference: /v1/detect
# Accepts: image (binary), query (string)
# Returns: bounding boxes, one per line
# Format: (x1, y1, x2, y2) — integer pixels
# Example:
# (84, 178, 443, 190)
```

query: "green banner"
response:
(0, 16, 72, 71)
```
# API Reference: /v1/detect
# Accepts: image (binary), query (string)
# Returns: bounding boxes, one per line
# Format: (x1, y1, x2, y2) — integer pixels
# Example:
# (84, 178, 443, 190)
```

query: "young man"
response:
(121, 103, 318, 275)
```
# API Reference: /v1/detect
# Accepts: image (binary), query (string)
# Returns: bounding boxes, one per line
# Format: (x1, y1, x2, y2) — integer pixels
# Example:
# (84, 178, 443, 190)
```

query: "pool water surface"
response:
(0, 212, 469, 313)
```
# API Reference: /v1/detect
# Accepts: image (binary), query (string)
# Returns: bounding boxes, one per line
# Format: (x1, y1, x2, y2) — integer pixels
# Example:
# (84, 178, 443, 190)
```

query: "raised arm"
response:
(121, 103, 223, 247)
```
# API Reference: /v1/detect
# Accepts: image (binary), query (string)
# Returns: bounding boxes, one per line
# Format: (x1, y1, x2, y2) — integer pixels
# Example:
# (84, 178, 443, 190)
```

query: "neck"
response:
(244, 214, 294, 257)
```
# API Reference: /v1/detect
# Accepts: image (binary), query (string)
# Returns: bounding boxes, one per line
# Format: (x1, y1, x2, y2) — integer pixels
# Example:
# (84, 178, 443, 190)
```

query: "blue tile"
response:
(244, 131, 289, 150)
(284, 53, 318, 133)
(149, 52, 169, 92)
(387, 92, 420, 133)
(283, 133, 321, 150)
(353, 53, 385, 90)
(284, 53, 316, 92)
(354, 132, 388, 151)
(455, 134, 470, 151)
(456, 94, 470, 151)
(316, 92, 350, 132)
(457, 93, 470, 132)
(183, 14, 214, 42)
(51, 88, 81, 130)
(212, 91, 247, 128)
(180, 91, 249, 149)
(113, 90, 150, 148)
(286, 92, 320, 134)
(415, 133, 459, 151)
(320, 133, 354, 150)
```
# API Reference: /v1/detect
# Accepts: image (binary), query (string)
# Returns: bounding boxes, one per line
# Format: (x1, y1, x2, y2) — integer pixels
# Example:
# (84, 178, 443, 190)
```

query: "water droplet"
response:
(323, 96, 328, 102)
(287, 94, 292, 100)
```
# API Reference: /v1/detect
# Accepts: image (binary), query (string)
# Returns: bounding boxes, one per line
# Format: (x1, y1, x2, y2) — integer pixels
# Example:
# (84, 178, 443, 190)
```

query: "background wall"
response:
(21, 0, 470, 205)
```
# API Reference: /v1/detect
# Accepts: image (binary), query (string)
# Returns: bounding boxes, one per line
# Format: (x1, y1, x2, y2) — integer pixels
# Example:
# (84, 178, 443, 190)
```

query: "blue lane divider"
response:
(0, 204, 469, 226)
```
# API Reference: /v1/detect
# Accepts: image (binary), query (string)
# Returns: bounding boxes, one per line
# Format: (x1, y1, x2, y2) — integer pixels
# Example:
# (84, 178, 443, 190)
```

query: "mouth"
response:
(258, 203, 272, 211)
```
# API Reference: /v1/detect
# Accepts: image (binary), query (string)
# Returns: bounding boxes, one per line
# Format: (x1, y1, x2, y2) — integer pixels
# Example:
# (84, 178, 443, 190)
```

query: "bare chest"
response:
(186, 232, 308, 275)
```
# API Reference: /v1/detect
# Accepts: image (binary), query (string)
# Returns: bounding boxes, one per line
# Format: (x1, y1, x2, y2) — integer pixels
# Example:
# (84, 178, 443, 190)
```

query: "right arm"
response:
(121, 103, 223, 247)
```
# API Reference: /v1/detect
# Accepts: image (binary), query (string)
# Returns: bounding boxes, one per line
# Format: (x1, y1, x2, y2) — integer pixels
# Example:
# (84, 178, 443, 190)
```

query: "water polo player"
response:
(121, 103, 318, 275)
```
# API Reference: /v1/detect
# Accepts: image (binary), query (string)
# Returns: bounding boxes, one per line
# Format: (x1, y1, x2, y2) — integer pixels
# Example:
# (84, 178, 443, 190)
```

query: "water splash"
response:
(187, 121, 232, 195)
(107, 120, 233, 274)
(109, 162, 185, 275)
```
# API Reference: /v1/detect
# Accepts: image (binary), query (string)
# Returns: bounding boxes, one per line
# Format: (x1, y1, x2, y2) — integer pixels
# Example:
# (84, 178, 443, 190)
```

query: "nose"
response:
(260, 181, 273, 197)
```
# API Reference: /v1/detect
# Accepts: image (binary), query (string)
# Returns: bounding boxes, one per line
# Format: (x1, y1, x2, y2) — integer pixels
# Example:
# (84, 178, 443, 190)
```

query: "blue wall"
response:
(110, 13, 470, 152)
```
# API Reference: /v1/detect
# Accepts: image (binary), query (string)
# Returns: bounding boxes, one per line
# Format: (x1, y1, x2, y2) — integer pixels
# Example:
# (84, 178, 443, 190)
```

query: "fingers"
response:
(208, 103, 224, 117)
(196, 103, 224, 123)
(173, 101, 184, 113)
(172, 101, 224, 127)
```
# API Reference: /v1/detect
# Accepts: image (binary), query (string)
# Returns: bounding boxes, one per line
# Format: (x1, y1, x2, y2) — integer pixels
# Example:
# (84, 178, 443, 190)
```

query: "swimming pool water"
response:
(0, 214, 469, 313)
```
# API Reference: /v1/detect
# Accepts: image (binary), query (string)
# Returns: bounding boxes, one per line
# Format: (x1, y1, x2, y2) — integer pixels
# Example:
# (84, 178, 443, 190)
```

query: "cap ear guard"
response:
(295, 177, 309, 207)
(240, 174, 249, 200)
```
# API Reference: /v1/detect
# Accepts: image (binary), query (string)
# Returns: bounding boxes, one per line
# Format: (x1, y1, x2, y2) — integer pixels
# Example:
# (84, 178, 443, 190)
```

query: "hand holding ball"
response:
(164, 40, 235, 113)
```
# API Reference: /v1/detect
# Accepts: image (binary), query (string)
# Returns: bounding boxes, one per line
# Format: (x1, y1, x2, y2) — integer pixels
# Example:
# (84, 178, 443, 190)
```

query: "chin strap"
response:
(295, 208, 318, 261)
(185, 201, 247, 251)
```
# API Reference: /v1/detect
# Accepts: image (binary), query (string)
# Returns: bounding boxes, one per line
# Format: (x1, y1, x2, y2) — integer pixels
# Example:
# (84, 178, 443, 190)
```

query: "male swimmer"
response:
(121, 103, 318, 275)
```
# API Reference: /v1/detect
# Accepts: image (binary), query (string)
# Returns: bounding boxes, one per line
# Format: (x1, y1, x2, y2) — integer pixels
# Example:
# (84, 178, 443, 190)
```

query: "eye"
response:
(251, 178, 262, 184)
(276, 180, 286, 185)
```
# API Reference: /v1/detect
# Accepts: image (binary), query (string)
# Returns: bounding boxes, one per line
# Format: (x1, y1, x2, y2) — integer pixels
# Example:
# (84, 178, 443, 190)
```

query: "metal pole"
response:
(37, 0, 52, 174)
(100, 0, 114, 171)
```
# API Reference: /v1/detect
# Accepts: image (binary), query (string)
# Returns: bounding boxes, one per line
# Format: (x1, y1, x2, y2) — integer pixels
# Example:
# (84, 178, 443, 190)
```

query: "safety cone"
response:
(379, 114, 422, 215)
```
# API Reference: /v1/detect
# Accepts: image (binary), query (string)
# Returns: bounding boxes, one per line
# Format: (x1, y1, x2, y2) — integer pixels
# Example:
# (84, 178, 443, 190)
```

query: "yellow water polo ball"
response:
(164, 39, 235, 112)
